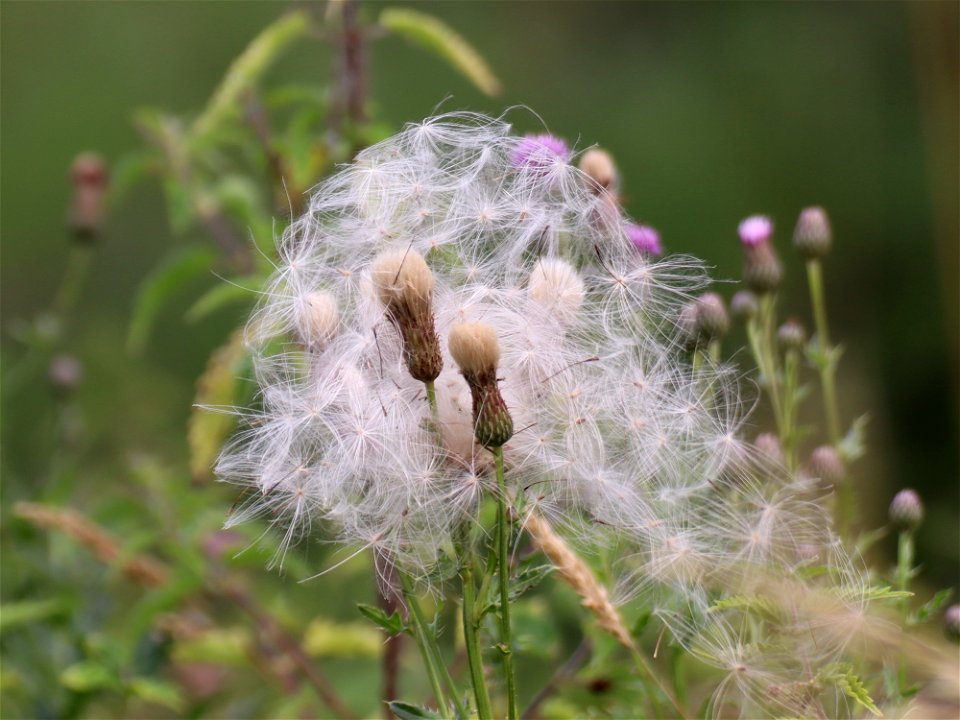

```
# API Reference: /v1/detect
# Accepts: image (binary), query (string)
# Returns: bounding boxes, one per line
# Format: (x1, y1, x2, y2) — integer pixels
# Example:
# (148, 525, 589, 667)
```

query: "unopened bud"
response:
(579, 149, 619, 195)
(793, 206, 832, 260)
(48, 355, 83, 393)
(730, 290, 759, 322)
(754, 432, 784, 465)
(738, 216, 782, 294)
(944, 604, 960, 642)
(448, 323, 514, 449)
(777, 319, 806, 352)
(528, 257, 584, 326)
(295, 291, 339, 349)
(889, 488, 924, 532)
(807, 445, 844, 486)
(68, 152, 108, 240)
(371, 249, 442, 382)
(625, 223, 662, 257)
(695, 293, 729, 341)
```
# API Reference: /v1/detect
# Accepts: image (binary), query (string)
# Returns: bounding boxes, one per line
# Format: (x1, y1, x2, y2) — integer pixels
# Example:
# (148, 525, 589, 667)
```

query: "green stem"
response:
(806, 259, 841, 445)
(400, 574, 452, 716)
(493, 446, 518, 720)
(461, 565, 493, 720)
(53, 244, 93, 318)
(896, 531, 914, 617)
(746, 301, 785, 438)
(782, 349, 799, 470)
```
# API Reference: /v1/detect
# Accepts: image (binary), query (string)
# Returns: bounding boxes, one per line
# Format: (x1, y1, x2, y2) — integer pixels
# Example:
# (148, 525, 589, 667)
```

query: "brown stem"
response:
(216, 581, 357, 720)
(329, 0, 368, 152)
(374, 551, 404, 717)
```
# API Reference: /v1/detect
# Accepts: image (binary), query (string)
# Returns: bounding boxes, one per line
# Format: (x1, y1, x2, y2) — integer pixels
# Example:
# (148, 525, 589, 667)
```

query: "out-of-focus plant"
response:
(4, 3, 958, 720)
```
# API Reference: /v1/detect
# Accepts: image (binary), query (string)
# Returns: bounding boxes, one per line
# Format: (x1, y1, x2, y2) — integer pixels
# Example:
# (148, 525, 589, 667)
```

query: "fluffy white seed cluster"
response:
(217, 112, 865, 717)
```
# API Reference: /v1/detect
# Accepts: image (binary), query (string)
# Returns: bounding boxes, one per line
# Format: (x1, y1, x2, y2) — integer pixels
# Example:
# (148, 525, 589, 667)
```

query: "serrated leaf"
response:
(708, 595, 783, 621)
(356, 603, 405, 636)
(0, 598, 70, 631)
(835, 669, 881, 716)
(849, 585, 912, 602)
(188, 330, 249, 482)
(127, 246, 217, 355)
(59, 661, 118, 692)
(379, 8, 501, 96)
(508, 562, 554, 601)
(185, 278, 259, 323)
(911, 588, 954, 625)
(837, 414, 869, 463)
(387, 701, 441, 720)
(128, 678, 184, 712)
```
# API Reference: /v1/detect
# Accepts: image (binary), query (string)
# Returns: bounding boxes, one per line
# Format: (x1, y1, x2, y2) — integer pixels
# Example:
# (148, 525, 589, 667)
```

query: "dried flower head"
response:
(216, 113, 866, 716)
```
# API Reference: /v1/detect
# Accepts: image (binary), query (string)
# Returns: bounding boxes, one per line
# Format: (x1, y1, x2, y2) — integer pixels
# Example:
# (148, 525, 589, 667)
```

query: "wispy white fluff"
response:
(217, 111, 866, 717)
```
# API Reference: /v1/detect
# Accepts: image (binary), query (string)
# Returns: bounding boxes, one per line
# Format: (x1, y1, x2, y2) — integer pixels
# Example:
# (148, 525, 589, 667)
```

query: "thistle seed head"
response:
(578, 148, 619, 195)
(527, 257, 585, 326)
(806, 445, 845, 486)
(295, 291, 339, 348)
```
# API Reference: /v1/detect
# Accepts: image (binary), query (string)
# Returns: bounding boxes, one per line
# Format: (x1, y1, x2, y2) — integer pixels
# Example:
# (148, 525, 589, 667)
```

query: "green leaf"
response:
(508, 562, 554, 602)
(356, 603, 406, 636)
(188, 330, 250, 481)
(631, 611, 652, 639)
(127, 246, 217, 355)
(185, 278, 259, 323)
(163, 176, 197, 234)
(837, 413, 869, 463)
(193, 11, 311, 138)
(835, 669, 881, 716)
(128, 678, 184, 712)
(387, 701, 441, 720)
(379, 8, 502, 96)
(0, 598, 69, 631)
(708, 595, 783, 622)
(850, 585, 913, 603)
(105, 149, 161, 209)
(912, 588, 954, 625)
(303, 619, 381, 659)
(59, 661, 118, 693)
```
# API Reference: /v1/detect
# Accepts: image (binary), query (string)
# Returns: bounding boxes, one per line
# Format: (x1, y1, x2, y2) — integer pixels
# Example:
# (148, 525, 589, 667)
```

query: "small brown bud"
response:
(68, 152, 108, 240)
(371, 249, 443, 382)
(777, 319, 806, 352)
(793, 207, 833, 260)
(578, 149, 619, 195)
(807, 445, 845, 486)
(448, 323, 513, 448)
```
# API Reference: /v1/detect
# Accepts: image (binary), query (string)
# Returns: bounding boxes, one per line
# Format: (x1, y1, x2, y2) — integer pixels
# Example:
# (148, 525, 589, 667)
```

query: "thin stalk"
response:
(461, 565, 493, 720)
(629, 647, 689, 719)
(805, 259, 841, 445)
(493, 446, 518, 720)
(425, 380, 440, 429)
(782, 348, 799, 470)
(746, 306, 784, 437)
(400, 573, 453, 717)
(896, 530, 914, 690)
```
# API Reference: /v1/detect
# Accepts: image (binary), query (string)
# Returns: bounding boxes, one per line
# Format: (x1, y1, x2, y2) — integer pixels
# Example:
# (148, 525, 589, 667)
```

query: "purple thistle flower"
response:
(511, 133, 571, 170)
(738, 215, 774, 247)
(625, 223, 663, 257)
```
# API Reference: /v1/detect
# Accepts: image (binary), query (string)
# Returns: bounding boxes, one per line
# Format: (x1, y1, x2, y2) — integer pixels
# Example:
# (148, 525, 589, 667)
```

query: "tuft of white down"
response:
(216, 112, 866, 718)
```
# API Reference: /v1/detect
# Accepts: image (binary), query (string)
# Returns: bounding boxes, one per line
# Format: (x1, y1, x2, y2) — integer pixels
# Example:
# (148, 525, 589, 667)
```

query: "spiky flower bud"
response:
(754, 432, 784, 465)
(730, 290, 759, 322)
(738, 215, 782, 294)
(889, 488, 924, 532)
(807, 445, 845, 486)
(578, 148, 619, 195)
(295, 291, 339, 349)
(448, 323, 513, 449)
(944, 604, 960, 642)
(625, 223, 663, 257)
(68, 152, 108, 240)
(695, 293, 730, 341)
(371, 249, 442, 382)
(793, 206, 832, 260)
(777, 319, 806, 352)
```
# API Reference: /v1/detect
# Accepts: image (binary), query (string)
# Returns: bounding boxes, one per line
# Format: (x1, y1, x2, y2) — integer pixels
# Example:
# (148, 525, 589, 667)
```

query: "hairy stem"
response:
(461, 564, 493, 719)
(494, 446, 518, 720)
(400, 573, 453, 716)
(806, 259, 841, 445)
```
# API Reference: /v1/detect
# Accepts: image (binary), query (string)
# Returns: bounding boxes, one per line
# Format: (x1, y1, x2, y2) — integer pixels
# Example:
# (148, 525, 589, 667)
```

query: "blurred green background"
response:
(2, 0, 957, 716)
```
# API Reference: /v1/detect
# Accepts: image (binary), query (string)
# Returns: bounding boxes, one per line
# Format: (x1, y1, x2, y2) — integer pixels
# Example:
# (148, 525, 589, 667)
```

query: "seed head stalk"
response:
(461, 562, 493, 719)
(746, 295, 786, 439)
(494, 445, 518, 720)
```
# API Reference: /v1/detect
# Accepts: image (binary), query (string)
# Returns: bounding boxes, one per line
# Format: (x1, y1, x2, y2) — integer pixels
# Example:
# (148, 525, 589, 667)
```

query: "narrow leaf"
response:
(188, 330, 249, 482)
(356, 603, 405, 635)
(59, 661, 117, 692)
(185, 278, 259, 323)
(127, 247, 217, 355)
(0, 599, 69, 631)
(379, 8, 501, 96)
(387, 701, 441, 719)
